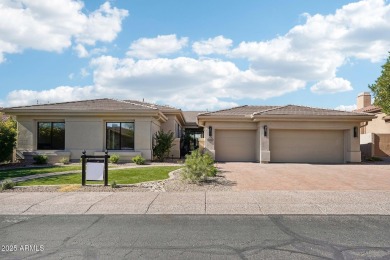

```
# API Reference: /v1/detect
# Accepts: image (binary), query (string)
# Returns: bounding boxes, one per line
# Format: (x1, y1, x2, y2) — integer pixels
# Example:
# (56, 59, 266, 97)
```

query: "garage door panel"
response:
(270, 130, 344, 163)
(215, 130, 256, 162)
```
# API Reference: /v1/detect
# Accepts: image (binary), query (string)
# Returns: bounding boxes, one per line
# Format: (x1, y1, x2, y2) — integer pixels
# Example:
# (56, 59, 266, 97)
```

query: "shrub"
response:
(132, 155, 146, 165)
(153, 130, 175, 162)
(0, 116, 17, 163)
(1, 179, 15, 190)
(111, 180, 118, 188)
(109, 154, 120, 164)
(59, 157, 70, 164)
(181, 149, 217, 183)
(33, 154, 48, 165)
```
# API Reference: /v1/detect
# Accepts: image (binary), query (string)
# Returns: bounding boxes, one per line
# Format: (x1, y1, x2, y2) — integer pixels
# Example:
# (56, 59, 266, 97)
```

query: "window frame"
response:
(37, 121, 65, 150)
(105, 122, 135, 150)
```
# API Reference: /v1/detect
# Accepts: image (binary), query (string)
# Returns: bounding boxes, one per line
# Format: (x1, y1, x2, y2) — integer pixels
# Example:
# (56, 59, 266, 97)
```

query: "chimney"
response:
(357, 92, 371, 109)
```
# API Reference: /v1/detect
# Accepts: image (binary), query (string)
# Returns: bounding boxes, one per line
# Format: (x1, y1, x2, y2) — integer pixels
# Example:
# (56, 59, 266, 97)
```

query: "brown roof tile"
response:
(182, 111, 206, 123)
(354, 105, 381, 113)
(200, 104, 372, 117)
(200, 105, 279, 116)
(255, 105, 369, 116)
(5, 99, 158, 111)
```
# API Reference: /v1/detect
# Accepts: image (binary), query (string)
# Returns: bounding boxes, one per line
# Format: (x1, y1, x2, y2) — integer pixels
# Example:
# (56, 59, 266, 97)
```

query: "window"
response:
(106, 122, 134, 150)
(37, 122, 65, 150)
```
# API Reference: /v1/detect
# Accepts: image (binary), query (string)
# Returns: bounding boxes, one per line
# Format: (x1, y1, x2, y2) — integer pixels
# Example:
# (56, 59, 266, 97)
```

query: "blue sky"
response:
(0, 0, 389, 111)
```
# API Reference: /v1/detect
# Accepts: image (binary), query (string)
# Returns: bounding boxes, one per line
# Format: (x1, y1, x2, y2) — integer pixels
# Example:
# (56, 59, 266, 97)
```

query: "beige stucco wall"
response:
(362, 112, 390, 134)
(203, 119, 362, 163)
(15, 115, 161, 162)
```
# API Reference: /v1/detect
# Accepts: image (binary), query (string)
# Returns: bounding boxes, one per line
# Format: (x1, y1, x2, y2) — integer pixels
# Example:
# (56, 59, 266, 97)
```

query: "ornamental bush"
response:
(109, 154, 120, 164)
(33, 154, 48, 165)
(0, 116, 16, 163)
(1, 179, 15, 191)
(152, 130, 175, 162)
(132, 155, 146, 165)
(181, 149, 217, 183)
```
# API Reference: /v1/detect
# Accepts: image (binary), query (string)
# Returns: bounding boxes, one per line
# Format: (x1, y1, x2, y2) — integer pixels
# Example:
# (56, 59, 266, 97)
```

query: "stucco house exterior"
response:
(2, 99, 375, 164)
(1, 99, 186, 163)
(355, 92, 390, 158)
(198, 105, 374, 163)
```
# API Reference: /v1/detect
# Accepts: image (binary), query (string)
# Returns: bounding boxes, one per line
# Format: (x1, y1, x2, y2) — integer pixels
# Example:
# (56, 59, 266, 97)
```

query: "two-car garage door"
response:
(214, 129, 345, 163)
(270, 130, 344, 163)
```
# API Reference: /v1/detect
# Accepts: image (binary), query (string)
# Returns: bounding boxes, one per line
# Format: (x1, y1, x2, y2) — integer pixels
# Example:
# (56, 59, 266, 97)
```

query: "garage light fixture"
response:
(209, 126, 212, 137)
(263, 125, 268, 137)
(353, 126, 358, 138)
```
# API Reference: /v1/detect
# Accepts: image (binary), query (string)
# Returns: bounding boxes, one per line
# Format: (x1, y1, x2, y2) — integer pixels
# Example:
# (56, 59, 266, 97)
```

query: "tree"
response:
(369, 53, 390, 115)
(0, 115, 17, 163)
(152, 130, 175, 162)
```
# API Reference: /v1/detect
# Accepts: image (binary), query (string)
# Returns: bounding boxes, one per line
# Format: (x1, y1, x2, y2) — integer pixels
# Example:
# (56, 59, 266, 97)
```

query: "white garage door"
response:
(270, 130, 344, 163)
(215, 130, 256, 162)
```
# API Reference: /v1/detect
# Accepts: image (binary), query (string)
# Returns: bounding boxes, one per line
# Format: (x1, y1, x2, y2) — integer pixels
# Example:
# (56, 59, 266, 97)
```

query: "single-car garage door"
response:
(270, 130, 344, 163)
(215, 130, 256, 162)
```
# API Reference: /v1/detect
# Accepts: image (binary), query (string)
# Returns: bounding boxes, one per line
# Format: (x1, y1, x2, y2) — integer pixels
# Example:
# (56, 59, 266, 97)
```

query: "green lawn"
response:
(0, 165, 82, 181)
(17, 166, 182, 186)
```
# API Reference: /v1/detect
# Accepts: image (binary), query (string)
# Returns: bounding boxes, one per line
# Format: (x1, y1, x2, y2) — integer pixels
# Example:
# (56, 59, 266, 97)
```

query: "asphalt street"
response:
(1, 215, 390, 259)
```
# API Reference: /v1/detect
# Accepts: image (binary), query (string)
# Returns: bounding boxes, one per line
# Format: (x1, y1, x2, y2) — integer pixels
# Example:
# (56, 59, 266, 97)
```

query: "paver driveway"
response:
(217, 162, 390, 191)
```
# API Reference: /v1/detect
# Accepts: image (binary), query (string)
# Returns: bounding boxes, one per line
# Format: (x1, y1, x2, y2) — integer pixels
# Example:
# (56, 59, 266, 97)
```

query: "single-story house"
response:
(1, 99, 186, 163)
(2, 98, 375, 164)
(355, 92, 390, 158)
(198, 104, 375, 163)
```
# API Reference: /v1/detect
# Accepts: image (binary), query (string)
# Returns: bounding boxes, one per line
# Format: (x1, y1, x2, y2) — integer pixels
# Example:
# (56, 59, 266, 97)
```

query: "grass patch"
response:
(0, 165, 82, 181)
(17, 166, 181, 186)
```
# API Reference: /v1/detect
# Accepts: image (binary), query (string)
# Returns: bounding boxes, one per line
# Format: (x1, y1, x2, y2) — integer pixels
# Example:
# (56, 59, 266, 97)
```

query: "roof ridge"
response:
(121, 100, 158, 110)
(252, 105, 285, 116)
(200, 105, 248, 115)
(6, 98, 113, 109)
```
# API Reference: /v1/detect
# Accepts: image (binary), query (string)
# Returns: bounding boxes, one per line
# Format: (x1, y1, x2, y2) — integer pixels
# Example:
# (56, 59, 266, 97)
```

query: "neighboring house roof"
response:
(354, 105, 382, 113)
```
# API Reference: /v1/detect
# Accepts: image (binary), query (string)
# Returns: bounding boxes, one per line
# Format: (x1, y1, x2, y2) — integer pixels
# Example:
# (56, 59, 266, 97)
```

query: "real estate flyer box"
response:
(86, 162, 104, 181)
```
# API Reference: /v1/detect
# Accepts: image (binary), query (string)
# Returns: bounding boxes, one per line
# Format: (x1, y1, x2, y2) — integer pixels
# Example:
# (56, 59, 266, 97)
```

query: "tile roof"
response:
(182, 111, 206, 124)
(123, 100, 180, 111)
(199, 105, 279, 116)
(200, 105, 372, 117)
(4, 99, 160, 111)
(354, 105, 381, 113)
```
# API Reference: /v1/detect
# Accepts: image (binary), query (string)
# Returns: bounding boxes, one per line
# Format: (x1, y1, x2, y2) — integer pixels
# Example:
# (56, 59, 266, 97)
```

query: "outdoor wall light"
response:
(208, 126, 213, 137)
(264, 125, 268, 137)
(353, 126, 358, 138)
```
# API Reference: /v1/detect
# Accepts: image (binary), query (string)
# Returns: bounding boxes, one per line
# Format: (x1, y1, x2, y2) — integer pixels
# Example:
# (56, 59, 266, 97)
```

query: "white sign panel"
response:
(86, 162, 104, 181)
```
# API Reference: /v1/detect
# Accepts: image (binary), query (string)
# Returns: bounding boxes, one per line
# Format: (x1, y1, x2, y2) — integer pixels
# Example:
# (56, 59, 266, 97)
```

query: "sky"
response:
(0, 0, 389, 111)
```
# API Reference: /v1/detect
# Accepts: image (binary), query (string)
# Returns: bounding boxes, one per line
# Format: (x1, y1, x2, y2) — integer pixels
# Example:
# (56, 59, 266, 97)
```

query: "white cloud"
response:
(4, 55, 305, 110)
(335, 104, 357, 111)
(310, 77, 353, 94)
(126, 34, 188, 59)
(5, 86, 95, 107)
(0, 1, 128, 62)
(192, 35, 233, 55)
(80, 68, 90, 78)
(74, 44, 89, 58)
(231, 0, 390, 84)
(68, 73, 74, 80)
